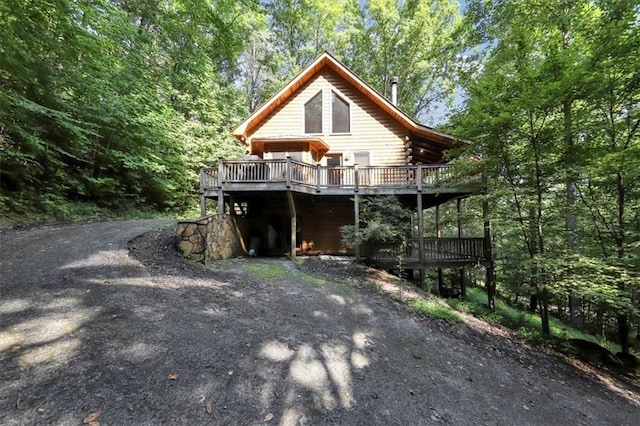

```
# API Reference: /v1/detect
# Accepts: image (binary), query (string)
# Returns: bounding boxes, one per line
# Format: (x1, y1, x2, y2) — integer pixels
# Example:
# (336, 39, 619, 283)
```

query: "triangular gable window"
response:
(332, 91, 350, 133)
(304, 91, 323, 134)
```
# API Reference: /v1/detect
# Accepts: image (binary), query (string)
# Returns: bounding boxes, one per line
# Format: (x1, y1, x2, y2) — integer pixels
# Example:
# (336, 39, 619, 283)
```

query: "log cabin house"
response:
(199, 52, 494, 291)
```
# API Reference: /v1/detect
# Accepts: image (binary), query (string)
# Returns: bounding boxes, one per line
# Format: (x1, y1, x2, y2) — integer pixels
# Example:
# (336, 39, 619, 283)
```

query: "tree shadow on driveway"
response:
(1, 223, 639, 425)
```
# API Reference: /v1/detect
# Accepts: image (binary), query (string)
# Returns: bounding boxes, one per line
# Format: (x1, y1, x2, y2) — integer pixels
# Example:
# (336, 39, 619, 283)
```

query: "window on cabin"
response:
(331, 91, 350, 133)
(304, 91, 323, 134)
(326, 155, 342, 167)
(354, 151, 370, 166)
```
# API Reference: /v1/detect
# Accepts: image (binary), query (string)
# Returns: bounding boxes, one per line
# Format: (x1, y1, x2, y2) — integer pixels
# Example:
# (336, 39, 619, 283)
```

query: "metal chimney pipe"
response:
(390, 76, 398, 106)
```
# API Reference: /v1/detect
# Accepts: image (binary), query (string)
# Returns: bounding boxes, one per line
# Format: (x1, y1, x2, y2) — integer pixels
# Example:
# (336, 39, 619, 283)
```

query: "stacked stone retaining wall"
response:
(176, 215, 244, 262)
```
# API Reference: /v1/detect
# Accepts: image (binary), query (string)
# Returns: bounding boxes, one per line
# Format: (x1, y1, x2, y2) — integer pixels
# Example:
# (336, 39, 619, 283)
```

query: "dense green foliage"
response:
(0, 0, 249, 217)
(449, 0, 640, 350)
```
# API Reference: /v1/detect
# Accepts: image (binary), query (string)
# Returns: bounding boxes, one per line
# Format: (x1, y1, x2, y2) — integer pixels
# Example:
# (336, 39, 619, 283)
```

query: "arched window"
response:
(331, 91, 350, 133)
(304, 91, 323, 134)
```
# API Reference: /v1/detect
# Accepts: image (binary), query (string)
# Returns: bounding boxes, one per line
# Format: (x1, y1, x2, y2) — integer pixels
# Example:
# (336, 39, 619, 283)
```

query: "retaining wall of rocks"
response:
(176, 215, 244, 262)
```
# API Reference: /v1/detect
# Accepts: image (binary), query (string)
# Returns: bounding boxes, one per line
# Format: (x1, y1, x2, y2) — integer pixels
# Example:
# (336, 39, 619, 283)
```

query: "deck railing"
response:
(372, 237, 487, 264)
(201, 159, 482, 192)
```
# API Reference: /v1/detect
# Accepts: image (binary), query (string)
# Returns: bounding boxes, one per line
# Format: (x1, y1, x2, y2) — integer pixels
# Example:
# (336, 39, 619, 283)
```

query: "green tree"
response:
(338, 0, 464, 119)
(341, 196, 413, 264)
(454, 0, 640, 344)
(0, 0, 251, 216)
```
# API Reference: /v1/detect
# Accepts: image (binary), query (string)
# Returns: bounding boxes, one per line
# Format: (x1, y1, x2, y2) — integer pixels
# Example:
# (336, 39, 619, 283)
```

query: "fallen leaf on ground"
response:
(264, 412, 274, 422)
(167, 373, 179, 380)
(205, 402, 213, 415)
(83, 410, 101, 424)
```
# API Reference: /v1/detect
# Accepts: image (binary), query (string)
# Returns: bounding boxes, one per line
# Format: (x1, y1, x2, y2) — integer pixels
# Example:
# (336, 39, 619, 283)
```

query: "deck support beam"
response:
(417, 193, 425, 286)
(287, 191, 297, 259)
(229, 195, 236, 217)
(436, 204, 443, 293)
(354, 193, 360, 262)
(457, 198, 466, 298)
(217, 192, 225, 215)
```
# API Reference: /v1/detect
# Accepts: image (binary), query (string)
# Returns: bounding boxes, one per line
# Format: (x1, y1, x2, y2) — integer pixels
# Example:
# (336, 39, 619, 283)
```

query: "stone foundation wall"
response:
(176, 215, 244, 262)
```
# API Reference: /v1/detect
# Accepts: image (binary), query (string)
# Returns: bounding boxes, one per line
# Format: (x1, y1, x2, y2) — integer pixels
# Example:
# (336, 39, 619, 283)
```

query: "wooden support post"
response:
(287, 191, 297, 259)
(354, 164, 359, 192)
(436, 203, 443, 294)
(229, 195, 236, 217)
(217, 160, 225, 215)
(217, 192, 225, 215)
(457, 198, 465, 298)
(286, 157, 292, 188)
(417, 194, 424, 264)
(316, 164, 321, 193)
(354, 193, 360, 262)
(483, 200, 496, 311)
(417, 193, 425, 288)
(217, 161, 224, 187)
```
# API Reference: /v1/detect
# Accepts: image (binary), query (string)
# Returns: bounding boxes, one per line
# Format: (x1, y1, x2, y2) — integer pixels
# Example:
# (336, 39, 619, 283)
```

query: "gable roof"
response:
(232, 52, 459, 164)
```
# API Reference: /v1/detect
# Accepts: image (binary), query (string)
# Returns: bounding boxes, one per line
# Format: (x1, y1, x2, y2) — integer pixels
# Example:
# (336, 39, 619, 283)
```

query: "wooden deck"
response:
(198, 159, 491, 270)
(370, 237, 490, 268)
(200, 159, 483, 197)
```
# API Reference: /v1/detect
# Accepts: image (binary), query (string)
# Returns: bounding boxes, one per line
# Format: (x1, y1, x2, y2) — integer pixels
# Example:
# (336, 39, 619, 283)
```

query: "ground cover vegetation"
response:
(1, 0, 638, 359)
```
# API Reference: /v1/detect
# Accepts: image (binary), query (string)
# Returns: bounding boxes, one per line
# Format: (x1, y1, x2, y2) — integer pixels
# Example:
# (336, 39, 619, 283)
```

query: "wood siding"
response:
(250, 69, 407, 166)
(299, 196, 354, 255)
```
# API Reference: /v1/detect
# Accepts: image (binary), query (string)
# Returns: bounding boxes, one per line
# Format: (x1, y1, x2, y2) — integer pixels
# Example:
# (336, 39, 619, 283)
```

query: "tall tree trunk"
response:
(540, 288, 550, 335)
(564, 99, 576, 247)
(528, 206, 538, 313)
(618, 314, 630, 354)
(532, 128, 549, 335)
(564, 96, 579, 326)
(615, 170, 630, 353)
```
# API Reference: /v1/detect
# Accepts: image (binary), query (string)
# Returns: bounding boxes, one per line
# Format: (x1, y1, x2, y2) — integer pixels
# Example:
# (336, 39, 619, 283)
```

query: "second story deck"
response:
(201, 159, 483, 197)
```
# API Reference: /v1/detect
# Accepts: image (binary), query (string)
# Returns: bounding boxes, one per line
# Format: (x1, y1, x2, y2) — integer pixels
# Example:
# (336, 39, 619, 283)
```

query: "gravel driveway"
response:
(1, 220, 639, 425)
